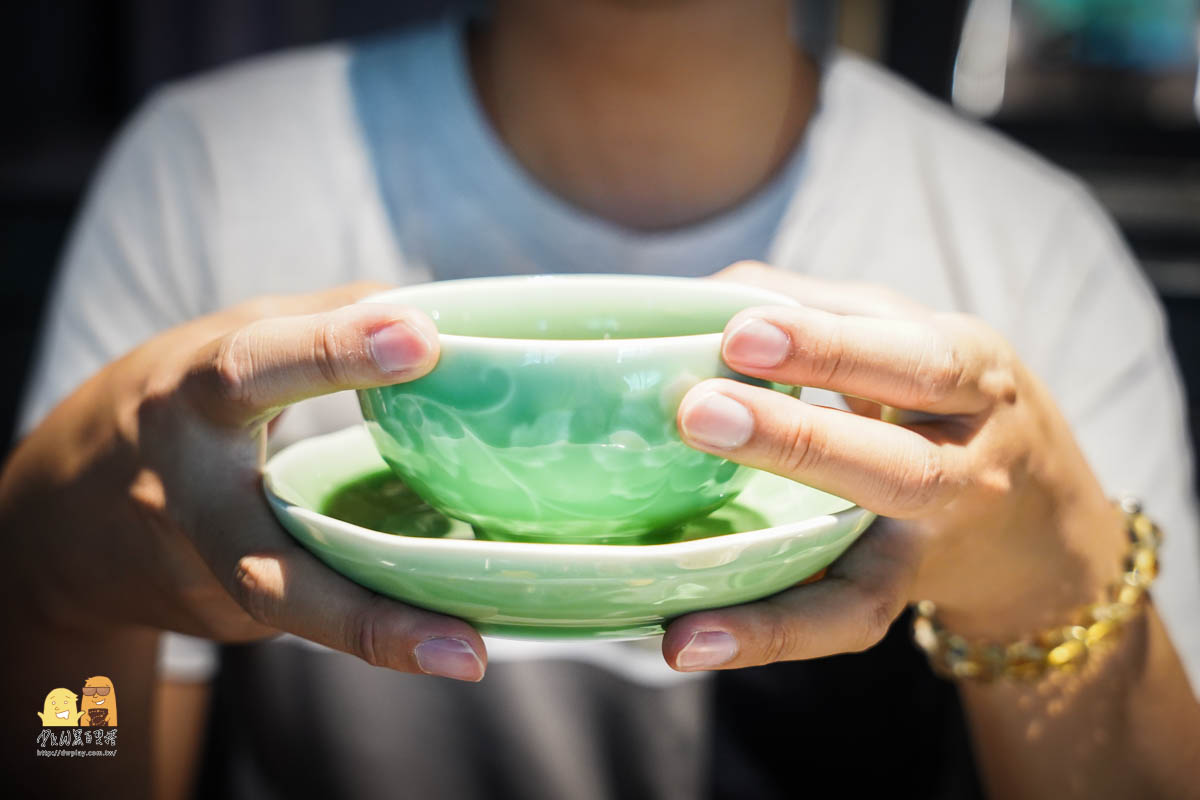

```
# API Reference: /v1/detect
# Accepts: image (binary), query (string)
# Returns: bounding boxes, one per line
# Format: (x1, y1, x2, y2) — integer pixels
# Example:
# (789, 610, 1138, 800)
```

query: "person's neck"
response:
(469, 0, 817, 231)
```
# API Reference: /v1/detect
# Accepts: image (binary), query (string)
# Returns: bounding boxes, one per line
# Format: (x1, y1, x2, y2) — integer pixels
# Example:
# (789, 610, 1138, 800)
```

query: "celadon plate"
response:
(263, 426, 877, 640)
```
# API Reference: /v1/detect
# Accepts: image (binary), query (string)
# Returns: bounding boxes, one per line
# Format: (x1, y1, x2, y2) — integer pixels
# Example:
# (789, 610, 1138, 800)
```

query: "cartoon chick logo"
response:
(37, 688, 83, 727)
(79, 675, 117, 727)
(35, 677, 118, 728)
(35, 676, 120, 757)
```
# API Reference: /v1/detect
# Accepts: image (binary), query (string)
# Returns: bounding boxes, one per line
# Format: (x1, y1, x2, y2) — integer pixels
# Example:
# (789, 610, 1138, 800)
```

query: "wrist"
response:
(914, 497, 1159, 682)
(919, 491, 1127, 641)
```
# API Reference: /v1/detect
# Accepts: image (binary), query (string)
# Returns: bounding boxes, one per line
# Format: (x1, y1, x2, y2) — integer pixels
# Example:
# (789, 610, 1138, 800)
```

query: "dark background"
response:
(2, 0, 1197, 475)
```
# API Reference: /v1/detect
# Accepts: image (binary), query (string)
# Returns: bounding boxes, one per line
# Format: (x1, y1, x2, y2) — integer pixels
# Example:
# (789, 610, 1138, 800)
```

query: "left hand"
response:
(663, 262, 1128, 672)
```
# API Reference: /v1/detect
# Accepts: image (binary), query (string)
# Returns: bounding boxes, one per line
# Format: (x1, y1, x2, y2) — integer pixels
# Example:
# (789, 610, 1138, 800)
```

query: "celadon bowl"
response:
(263, 426, 876, 640)
(357, 275, 799, 544)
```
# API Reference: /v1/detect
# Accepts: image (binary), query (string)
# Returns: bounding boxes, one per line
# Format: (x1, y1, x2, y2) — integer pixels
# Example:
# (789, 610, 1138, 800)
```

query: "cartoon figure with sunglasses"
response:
(78, 676, 117, 727)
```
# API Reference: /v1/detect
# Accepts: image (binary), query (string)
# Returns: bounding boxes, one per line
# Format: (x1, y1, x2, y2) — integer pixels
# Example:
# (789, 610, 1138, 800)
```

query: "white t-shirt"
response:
(20, 18, 1200, 699)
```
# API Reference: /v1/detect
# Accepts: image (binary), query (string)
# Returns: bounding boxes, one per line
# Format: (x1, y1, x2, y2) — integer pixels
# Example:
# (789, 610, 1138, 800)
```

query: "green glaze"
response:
(321, 471, 455, 540)
(264, 426, 876, 641)
(358, 275, 798, 543)
(322, 469, 772, 546)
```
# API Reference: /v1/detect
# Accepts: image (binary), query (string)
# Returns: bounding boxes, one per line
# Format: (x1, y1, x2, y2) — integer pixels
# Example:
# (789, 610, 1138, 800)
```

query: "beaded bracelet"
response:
(912, 498, 1161, 682)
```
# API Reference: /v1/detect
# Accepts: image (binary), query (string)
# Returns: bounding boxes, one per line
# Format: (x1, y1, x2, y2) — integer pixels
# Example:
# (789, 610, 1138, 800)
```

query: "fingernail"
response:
(680, 392, 754, 449)
(414, 637, 484, 682)
(676, 630, 739, 671)
(724, 318, 790, 369)
(370, 321, 431, 373)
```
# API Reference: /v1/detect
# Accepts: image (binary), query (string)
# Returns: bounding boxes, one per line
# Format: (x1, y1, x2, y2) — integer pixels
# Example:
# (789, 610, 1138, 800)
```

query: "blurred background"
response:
(2, 0, 1198, 484)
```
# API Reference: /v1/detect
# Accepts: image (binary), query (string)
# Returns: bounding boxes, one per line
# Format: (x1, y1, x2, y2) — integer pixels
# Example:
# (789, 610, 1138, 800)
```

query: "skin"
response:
(151, 680, 209, 800)
(468, 0, 816, 231)
(2, 0, 1198, 797)
(1, 285, 482, 677)
(1, 286, 481, 799)
(670, 263, 1200, 798)
(80, 675, 118, 726)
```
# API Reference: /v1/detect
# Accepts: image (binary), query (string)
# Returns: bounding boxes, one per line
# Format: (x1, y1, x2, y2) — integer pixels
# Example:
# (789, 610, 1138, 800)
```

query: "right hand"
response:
(0, 283, 487, 681)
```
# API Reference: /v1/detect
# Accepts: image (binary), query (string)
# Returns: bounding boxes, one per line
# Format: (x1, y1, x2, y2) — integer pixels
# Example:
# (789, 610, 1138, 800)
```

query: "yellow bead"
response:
(1118, 584, 1143, 606)
(910, 498, 1163, 684)
(1134, 547, 1157, 577)
(1085, 619, 1116, 646)
(952, 660, 984, 679)
(1132, 514, 1154, 542)
(913, 617, 938, 652)
(1005, 642, 1047, 680)
(1108, 602, 1136, 623)
(1047, 639, 1087, 667)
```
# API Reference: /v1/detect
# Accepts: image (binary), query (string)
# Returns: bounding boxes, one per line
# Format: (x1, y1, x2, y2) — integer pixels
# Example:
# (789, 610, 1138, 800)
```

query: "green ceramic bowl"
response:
(264, 426, 876, 640)
(357, 275, 797, 544)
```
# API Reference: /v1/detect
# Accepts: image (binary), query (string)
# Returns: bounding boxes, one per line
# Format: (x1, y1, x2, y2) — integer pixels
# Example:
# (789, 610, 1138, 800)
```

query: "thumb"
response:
(185, 302, 439, 427)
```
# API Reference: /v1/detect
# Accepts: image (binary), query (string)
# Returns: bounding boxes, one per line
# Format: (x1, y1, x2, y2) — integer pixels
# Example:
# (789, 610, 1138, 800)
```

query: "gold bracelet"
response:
(912, 498, 1161, 682)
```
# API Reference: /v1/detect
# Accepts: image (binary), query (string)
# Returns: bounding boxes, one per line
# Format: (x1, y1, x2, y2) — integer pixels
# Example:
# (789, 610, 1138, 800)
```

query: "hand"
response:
(663, 262, 1127, 671)
(1, 283, 487, 681)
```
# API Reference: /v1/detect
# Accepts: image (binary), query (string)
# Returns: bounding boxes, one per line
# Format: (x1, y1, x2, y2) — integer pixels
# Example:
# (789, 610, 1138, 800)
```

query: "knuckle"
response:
(979, 356, 1019, 407)
(801, 321, 849, 391)
(886, 447, 948, 513)
(212, 329, 258, 411)
(352, 600, 390, 668)
(128, 375, 176, 437)
(988, 372, 1019, 407)
(806, 323, 847, 387)
(855, 591, 900, 651)
(311, 318, 348, 388)
(126, 467, 167, 518)
(776, 414, 818, 476)
(912, 336, 962, 408)
(975, 463, 1014, 499)
(760, 619, 801, 665)
(232, 555, 279, 625)
(942, 313, 1021, 407)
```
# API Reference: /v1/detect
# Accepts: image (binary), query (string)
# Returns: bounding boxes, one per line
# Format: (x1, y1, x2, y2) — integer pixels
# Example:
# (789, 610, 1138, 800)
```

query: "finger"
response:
(663, 520, 919, 670)
(186, 302, 440, 427)
(677, 379, 964, 517)
(711, 261, 927, 320)
(198, 494, 487, 681)
(720, 305, 1006, 415)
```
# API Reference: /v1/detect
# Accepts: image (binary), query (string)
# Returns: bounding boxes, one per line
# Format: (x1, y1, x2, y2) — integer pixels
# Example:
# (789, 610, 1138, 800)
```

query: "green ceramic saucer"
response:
(263, 426, 876, 640)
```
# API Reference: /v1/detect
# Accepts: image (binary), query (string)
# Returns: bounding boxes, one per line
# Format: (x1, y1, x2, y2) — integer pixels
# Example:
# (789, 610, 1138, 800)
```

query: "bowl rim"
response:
(357, 274, 800, 350)
(263, 426, 873, 564)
